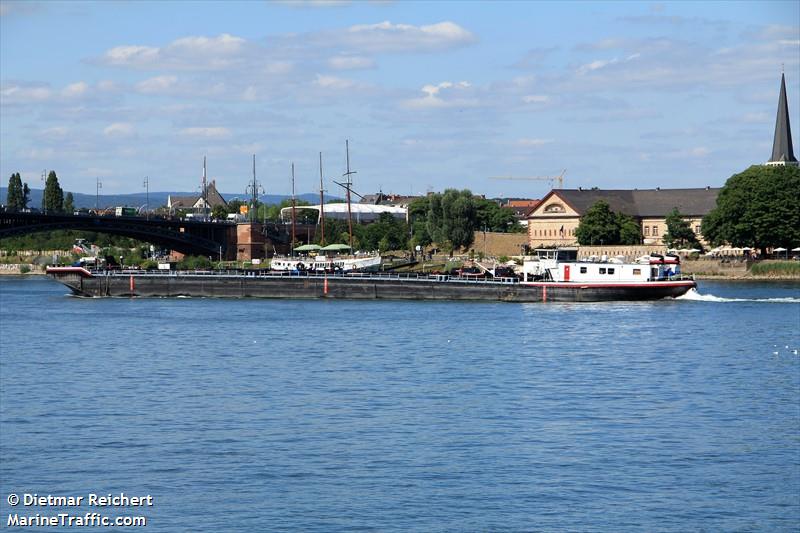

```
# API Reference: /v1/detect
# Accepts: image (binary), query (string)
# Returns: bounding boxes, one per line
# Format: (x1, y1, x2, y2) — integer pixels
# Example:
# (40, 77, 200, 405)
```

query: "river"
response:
(1, 276, 798, 531)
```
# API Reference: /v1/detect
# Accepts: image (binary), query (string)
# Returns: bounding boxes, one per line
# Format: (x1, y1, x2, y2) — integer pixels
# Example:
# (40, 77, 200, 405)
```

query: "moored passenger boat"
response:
(269, 244, 381, 273)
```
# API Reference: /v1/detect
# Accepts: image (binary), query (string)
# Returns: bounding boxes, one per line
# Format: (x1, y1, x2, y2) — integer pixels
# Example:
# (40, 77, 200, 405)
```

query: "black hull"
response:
(47, 271, 696, 303)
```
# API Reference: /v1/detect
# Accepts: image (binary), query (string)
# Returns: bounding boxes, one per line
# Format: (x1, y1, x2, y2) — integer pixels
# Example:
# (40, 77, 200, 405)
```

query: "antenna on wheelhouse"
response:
(319, 152, 325, 246)
(290, 162, 296, 255)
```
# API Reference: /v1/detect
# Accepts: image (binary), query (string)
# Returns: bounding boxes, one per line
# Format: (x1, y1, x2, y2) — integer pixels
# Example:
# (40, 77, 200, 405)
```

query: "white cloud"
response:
(241, 86, 259, 101)
(522, 94, 550, 104)
(577, 58, 619, 75)
(264, 61, 294, 75)
(327, 55, 376, 70)
(39, 126, 69, 140)
(135, 75, 178, 94)
(104, 122, 135, 138)
(97, 80, 119, 92)
(1, 83, 52, 103)
(23, 147, 56, 160)
(742, 112, 769, 124)
(314, 74, 356, 90)
(170, 33, 245, 55)
(179, 127, 232, 139)
(403, 80, 477, 109)
(313, 74, 373, 92)
(342, 21, 476, 53)
(103, 45, 160, 67)
(62, 81, 89, 98)
(517, 138, 552, 147)
(99, 34, 248, 70)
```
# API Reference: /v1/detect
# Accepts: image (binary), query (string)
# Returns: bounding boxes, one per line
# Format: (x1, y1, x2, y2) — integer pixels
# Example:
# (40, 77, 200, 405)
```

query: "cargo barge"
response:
(45, 249, 696, 303)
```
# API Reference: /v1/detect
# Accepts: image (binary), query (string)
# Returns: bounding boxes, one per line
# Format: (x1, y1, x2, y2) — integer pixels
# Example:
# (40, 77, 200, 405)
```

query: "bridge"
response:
(0, 211, 238, 257)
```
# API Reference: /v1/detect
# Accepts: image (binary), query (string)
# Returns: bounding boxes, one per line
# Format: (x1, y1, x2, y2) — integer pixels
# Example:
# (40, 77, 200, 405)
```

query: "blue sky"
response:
(1, 1, 798, 200)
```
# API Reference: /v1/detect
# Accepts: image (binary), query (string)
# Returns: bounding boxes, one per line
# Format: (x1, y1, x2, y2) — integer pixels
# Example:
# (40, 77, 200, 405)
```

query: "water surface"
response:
(1, 277, 798, 531)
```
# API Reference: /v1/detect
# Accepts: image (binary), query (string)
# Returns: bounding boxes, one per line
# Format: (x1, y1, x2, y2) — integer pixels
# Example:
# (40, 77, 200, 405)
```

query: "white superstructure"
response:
(521, 248, 683, 283)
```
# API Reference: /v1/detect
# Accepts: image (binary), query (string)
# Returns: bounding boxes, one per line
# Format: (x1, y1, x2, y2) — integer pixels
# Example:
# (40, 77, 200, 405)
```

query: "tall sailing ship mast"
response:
(333, 140, 357, 251)
(318, 152, 325, 246)
(290, 162, 297, 255)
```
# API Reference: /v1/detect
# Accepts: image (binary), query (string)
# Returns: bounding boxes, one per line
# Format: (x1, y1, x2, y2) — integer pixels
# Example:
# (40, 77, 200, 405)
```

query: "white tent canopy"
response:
(280, 203, 407, 223)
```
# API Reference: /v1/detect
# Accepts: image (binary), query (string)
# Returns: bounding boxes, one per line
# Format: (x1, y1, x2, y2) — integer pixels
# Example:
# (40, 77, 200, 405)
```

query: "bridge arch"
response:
(0, 211, 235, 257)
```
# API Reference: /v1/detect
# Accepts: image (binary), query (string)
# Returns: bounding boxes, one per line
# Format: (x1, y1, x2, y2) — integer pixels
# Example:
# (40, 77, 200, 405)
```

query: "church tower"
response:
(766, 72, 798, 166)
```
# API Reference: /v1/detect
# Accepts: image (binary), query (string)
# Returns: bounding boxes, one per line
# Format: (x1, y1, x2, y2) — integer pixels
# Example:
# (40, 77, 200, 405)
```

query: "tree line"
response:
(571, 165, 798, 252)
(5, 171, 73, 214)
(220, 189, 522, 254)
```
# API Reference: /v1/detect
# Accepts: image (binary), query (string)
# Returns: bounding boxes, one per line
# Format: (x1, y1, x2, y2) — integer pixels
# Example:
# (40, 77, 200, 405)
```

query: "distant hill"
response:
(0, 188, 334, 210)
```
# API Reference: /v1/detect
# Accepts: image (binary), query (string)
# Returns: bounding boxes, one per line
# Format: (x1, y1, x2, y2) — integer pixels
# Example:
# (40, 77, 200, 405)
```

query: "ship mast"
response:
(342, 139, 356, 251)
(290, 162, 296, 255)
(319, 152, 325, 246)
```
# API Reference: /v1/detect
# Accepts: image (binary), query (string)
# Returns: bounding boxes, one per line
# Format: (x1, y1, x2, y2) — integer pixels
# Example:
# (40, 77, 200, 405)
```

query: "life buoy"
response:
(296, 262, 306, 271)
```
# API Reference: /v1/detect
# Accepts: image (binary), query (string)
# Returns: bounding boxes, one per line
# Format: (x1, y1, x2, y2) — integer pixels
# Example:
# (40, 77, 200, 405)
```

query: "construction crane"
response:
(489, 169, 566, 189)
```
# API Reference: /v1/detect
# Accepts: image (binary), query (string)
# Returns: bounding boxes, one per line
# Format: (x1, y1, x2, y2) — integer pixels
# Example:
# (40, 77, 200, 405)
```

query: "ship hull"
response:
(46, 269, 695, 302)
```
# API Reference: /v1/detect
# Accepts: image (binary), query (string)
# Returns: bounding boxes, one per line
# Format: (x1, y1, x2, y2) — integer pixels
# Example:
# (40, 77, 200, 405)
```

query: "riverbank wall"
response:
(681, 259, 800, 280)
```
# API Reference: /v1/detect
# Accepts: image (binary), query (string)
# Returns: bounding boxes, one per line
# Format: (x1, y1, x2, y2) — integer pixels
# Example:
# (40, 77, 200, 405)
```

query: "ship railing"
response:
(87, 268, 525, 285)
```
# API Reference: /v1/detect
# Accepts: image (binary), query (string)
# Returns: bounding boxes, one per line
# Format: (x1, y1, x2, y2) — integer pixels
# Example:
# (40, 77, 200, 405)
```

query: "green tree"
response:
(43, 171, 64, 213)
(443, 189, 477, 251)
(22, 183, 30, 208)
(211, 204, 228, 220)
(357, 212, 409, 252)
(227, 198, 244, 214)
(64, 192, 75, 214)
(702, 165, 800, 254)
(475, 198, 520, 232)
(617, 212, 642, 245)
(416, 189, 484, 253)
(6, 173, 24, 210)
(408, 196, 432, 249)
(575, 201, 620, 245)
(263, 198, 311, 222)
(663, 208, 700, 249)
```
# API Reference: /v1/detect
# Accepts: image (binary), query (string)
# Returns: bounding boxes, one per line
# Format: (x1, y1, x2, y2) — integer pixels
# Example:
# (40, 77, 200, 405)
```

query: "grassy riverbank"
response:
(684, 260, 800, 280)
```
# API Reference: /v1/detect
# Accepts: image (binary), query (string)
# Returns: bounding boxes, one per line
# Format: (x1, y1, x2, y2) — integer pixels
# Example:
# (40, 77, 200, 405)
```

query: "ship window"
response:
(580, 267, 587, 274)
(607, 268, 615, 275)
(633, 268, 641, 275)
(599, 268, 606, 274)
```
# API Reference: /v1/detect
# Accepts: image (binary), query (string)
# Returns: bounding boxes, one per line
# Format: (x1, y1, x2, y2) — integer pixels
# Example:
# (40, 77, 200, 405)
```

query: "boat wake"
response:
(677, 288, 800, 303)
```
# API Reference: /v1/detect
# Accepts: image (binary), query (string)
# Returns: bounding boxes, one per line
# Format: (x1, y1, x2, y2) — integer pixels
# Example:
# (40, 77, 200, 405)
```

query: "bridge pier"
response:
(236, 223, 266, 261)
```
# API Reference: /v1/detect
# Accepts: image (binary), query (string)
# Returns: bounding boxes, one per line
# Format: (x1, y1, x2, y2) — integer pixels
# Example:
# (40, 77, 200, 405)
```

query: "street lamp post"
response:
(143, 176, 149, 219)
(96, 178, 102, 211)
(41, 171, 46, 213)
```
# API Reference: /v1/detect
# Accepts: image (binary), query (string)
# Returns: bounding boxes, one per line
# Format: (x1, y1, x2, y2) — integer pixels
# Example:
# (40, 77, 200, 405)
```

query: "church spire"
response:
(767, 72, 798, 166)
